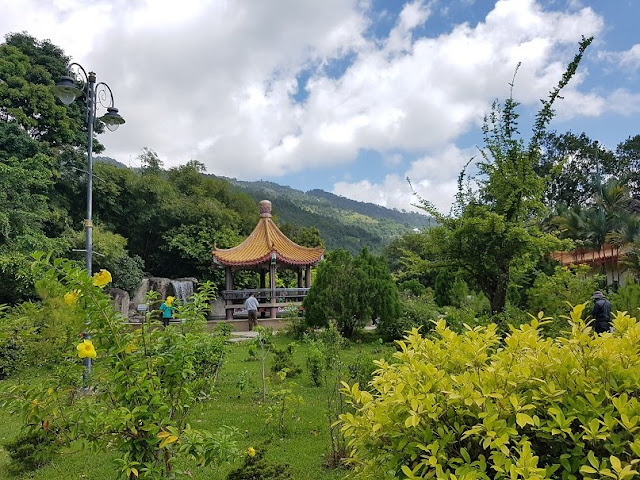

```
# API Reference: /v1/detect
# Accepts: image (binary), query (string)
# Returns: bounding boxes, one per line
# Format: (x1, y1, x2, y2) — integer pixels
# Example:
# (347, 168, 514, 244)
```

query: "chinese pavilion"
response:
(212, 200, 324, 320)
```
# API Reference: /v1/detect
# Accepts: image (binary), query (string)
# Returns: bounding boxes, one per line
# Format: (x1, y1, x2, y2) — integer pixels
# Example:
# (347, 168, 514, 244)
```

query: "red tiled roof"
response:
(550, 244, 623, 266)
(212, 200, 324, 267)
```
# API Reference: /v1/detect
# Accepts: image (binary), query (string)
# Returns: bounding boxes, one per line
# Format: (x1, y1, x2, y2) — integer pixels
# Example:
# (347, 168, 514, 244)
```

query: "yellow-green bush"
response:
(340, 305, 640, 479)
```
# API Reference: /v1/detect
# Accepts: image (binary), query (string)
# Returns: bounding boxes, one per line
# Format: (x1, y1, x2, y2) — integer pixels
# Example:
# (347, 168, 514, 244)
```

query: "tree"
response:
(413, 37, 593, 313)
(616, 134, 640, 197)
(138, 147, 164, 175)
(536, 132, 617, 208)
(303, 249, 399, 338)
(0, 122, 71, 303)
(0, 32, 100, 150)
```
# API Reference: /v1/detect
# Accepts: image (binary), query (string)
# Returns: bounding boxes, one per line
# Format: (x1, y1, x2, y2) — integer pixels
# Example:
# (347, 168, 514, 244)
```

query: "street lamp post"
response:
(52, 63, 125, 274)
(52, 64, 125, 387)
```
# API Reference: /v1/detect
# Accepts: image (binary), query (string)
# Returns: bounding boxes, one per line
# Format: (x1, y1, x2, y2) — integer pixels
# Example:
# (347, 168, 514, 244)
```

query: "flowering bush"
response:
(340, 305, 640, 479)
(1, 255, 236, 479)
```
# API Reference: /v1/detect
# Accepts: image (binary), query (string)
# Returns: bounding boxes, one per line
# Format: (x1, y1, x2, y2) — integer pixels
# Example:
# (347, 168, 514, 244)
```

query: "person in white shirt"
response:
(244, 293, 259, 331)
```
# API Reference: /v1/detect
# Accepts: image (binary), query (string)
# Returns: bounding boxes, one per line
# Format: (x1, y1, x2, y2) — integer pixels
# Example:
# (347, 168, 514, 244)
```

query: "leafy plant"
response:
(527, 264, 602, 334)
(304, 248, 399, 338)
(610, 279, 640, 313)
(270, 342, 302, 377)
(340, 305, 640, 479)
(378, 294, 440, 341)
(305, 344, 325, 387)
(319, 321, 350, 467)
(266, 370, 304, 437)
(0, 255, 238, 479)
(226, 445, 293, 480)
(4, 428, 58, 475)
(252, 326, 274, 402)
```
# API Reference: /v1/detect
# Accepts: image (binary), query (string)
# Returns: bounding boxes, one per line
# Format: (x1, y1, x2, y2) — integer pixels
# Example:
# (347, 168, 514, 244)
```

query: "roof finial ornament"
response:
(259, 200, 272, 218)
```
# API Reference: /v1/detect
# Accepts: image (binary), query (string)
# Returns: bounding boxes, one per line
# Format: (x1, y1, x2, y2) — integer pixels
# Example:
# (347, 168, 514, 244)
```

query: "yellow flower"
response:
(64, 290, 79, 305)
(77, 339, 97, 359)
(165, 296, 174, 307)
(124, 342, 137, 354)
(247, 446, 256, 457)
(92, 269, 112, 288)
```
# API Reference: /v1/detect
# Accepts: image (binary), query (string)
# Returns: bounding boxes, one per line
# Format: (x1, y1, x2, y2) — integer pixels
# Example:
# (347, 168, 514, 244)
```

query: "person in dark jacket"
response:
(591, 291, 612, 334)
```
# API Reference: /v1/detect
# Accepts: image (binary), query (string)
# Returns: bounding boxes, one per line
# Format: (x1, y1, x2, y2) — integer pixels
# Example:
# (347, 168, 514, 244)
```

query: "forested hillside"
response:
(224, 179, 430, 253)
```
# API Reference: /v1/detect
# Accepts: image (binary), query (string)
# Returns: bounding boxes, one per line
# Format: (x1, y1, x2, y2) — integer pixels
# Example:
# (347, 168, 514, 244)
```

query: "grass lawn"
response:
(0, 330, 393, 479)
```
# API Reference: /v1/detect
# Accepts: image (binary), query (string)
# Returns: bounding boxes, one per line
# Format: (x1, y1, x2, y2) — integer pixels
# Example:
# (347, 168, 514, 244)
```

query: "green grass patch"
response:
(0, 331, 392, 479)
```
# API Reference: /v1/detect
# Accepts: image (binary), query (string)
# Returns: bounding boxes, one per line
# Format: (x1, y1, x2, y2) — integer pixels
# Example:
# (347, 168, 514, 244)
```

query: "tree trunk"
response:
(489, 270, 509, 314)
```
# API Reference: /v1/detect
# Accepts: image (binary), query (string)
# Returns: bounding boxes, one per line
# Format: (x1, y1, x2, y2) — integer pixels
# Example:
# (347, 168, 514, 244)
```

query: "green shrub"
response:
(378, 295, 439, 341)
(0, 335, 24, 380)
(610, 280, 640, 313)
(527, 264, 602, 318)
(271, 343, 302, 377)
(227, 446, 293, 479)
(4, 429, 58, 475)
(347, 350, 377, 390)
(212, 321, 235, 338)
(304, 249, 399, 338)
(282, 316, 310, 340)
(341, 305, 640, 479)
(0, 282, 85, 373)
(306, 344, 325, 387)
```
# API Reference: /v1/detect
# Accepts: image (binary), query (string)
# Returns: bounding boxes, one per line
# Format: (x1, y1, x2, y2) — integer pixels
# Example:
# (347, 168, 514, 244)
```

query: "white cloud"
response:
(333, 144, 476, 213)
(599, 44, 640, 71)
(0, 0, 623, 214)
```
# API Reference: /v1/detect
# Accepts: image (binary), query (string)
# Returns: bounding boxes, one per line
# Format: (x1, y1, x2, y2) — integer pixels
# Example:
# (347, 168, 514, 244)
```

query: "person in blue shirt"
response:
(160, 296, 175, 327)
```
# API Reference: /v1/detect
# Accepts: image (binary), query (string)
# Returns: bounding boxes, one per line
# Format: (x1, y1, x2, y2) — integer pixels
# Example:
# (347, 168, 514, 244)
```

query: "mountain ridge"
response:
(93, 157, 430, 254)
(223, 178, 431, 254)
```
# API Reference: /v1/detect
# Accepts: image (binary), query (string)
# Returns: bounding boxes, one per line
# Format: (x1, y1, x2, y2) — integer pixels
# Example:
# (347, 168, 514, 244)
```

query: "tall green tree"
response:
(616, 134, 640, 197)
(536, 132, 616, 208)
(413, 37, 592, 313)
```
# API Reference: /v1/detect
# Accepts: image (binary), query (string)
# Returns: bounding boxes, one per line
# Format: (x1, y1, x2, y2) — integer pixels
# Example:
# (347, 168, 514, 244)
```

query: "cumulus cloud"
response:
(1, 0, 625, 214)
(599, 44, 640, 71)
(333, 144, 476, 213)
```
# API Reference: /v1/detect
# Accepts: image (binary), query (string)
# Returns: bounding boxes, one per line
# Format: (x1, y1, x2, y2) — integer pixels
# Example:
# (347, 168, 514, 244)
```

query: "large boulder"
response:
(108, 288, 130, 319)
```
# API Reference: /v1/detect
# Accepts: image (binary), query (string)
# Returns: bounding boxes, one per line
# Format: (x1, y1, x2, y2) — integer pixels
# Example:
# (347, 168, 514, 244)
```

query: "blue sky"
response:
(1, 0, 639, 213)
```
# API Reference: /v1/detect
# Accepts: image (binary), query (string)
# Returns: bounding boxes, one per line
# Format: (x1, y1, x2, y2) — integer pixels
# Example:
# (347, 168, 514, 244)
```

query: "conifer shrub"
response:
(4, 428, 58, 475)
(340, 305, 640, 479)
(226, 446, 293, 480)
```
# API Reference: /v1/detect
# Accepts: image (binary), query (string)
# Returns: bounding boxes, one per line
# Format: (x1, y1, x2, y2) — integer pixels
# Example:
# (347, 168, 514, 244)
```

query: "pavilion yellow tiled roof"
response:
(212, 200, 324, 267)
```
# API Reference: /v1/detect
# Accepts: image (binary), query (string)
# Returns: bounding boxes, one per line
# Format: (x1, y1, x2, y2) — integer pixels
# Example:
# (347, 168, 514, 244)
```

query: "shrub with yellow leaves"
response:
(340, 305, 640, 480)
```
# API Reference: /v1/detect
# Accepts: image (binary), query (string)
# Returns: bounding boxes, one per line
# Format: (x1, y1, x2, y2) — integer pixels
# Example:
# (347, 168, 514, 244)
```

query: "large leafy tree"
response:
(412, 37, 592, 313)
(0, 33, 92, 149)
(0, 123, 71, 302)
(536, 132, 617, 208)
(616, 134, 640, 197)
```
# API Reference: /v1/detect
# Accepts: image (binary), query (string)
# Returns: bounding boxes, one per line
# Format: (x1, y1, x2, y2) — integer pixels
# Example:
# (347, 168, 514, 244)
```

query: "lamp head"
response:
(99, 107, 125, 132)
(52, 76, 83, 105)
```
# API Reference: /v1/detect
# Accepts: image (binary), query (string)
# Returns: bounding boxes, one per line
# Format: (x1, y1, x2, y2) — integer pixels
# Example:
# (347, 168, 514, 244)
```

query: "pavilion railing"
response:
(221, 287, 309, 303)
